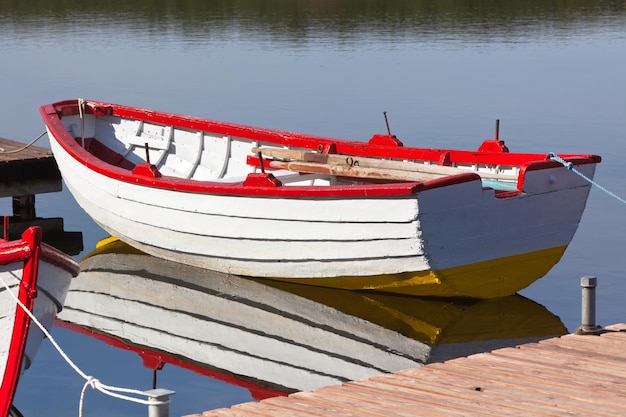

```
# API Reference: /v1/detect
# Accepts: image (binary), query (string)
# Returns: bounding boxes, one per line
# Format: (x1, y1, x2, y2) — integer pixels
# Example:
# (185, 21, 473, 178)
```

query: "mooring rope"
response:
(78, 98, 86, 148)
(0, 275, 168, 416)
(0, 131, 47, 154)
(549, 152, 626, 205)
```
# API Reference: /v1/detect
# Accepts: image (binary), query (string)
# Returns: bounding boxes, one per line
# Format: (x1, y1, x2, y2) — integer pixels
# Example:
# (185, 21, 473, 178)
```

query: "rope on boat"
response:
(78, 98, 86, 148)
(0, 275, 168, 416)
(0, 131, 46, 154)
(549, 152, 626, 205)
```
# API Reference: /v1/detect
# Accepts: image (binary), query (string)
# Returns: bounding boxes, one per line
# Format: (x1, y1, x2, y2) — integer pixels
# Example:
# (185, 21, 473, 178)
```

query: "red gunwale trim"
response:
(0, 227, 77, 415)
(0, 230, 80, 278)
(0, 231, 78, 276)
(56, 320, 289, 400)
(40, 100, 601, 199)
(0, 240, 32, 264)
(0, 227, 41, 417)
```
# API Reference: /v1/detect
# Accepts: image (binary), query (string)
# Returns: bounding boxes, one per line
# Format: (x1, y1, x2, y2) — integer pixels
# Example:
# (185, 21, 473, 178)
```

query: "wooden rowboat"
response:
(40, 99, 600, 298)
(0, 227, 79, 417)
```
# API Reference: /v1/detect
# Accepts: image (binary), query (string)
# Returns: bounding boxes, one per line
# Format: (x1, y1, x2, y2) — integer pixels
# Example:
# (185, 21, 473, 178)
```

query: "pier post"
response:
(12, 195, 36, 220)
(575, 276, 603, 335)
(146, 388, 175, 417)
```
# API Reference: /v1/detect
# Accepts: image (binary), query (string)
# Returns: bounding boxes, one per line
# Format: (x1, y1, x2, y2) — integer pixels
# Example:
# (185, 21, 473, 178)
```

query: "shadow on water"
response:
(56, 237, 567, 401)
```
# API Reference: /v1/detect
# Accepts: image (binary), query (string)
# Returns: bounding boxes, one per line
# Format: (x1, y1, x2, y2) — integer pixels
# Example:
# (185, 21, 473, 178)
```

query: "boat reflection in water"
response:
(57, 238, 567, 400)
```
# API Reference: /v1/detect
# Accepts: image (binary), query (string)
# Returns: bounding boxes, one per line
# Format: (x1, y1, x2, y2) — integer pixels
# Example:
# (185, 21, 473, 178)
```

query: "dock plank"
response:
(346, 377, 518, 416)
(0, 137, 61, 198)
(374, 372, 581, 417)
(314, 382, 483, 417)
(517, 339, 626, 365)
(0, 137, 50, 161)
(203, 409, 263, 417)
(490, 345, 626, 378)
(538, 334, 626, 356)
(452, 351, 626, 388)
(190, 324, 626, 417)
(423, 360, 626, 406)
(246, 394, 382, 416)
(405, 366, 624, 416)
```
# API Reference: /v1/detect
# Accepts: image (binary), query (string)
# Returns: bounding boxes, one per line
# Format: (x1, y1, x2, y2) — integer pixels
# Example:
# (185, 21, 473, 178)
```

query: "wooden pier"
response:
(190, 323, 626, 417)
(0, 136, 60, 204)
(0, 137, 82, 254)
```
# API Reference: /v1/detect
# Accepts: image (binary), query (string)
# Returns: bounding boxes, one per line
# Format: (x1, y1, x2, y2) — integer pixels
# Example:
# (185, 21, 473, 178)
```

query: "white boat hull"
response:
(0, 262, 73, 373)
(0, 227, 79, 414)
(50, 133, 595, 297)
(41, 99, 599, 297)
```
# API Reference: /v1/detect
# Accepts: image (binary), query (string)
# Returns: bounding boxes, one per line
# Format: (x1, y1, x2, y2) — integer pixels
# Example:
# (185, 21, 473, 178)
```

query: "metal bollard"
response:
(575, 276, 604, 335)
(146, 388, 175, 417)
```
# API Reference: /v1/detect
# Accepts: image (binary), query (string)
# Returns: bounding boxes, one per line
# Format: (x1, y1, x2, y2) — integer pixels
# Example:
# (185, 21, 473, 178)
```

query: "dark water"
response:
(1, 1, 625, 416)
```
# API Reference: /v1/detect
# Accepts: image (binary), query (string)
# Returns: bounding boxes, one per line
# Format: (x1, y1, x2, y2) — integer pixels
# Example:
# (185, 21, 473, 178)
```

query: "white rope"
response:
(549, 152, 626, 205)
(0, 275, 167, 415)
(0, 131, 47, 154)
(78, 98, 85, 148)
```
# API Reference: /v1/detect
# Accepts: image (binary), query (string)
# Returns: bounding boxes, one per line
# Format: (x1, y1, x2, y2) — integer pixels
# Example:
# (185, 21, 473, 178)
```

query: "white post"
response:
(575, 276, 603, 335)
(146, 388, 175, 417)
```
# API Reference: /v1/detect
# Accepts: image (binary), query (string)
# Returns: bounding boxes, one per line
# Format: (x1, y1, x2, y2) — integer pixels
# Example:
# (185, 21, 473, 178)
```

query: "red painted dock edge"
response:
(188, 323, 626, 417)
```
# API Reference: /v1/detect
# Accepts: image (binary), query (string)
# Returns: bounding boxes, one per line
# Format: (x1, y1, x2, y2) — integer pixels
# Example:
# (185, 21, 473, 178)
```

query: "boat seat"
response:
(125, 135, 170, 150)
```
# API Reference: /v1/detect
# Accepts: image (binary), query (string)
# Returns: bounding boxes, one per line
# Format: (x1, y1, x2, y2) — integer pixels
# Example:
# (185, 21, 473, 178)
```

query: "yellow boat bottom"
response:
(267, 245, 568, 299)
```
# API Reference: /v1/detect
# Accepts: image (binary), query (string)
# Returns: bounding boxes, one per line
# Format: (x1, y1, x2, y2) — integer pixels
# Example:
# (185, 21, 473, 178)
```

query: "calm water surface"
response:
(1, 1, 626, 416)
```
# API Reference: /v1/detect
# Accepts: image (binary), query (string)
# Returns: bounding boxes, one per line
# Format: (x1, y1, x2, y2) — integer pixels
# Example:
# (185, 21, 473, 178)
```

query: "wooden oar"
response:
(268, 160, 445, 182)
(252, 147, 518, 181)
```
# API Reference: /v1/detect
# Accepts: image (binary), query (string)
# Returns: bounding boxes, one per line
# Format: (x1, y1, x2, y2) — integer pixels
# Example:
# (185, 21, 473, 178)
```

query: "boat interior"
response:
(62, 110, 523, 192)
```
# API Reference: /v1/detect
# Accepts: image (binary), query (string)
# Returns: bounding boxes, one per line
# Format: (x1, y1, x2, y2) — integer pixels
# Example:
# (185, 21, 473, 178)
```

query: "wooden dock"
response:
(190, 323, 626, 417)
(0, 136, 61, 202)
(0, 137, 82, 253)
